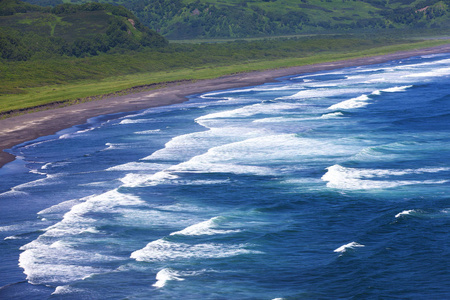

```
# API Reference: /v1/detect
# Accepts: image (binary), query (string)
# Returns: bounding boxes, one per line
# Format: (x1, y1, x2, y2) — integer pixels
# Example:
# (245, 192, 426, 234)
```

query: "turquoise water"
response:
(1, 54, 449, 299)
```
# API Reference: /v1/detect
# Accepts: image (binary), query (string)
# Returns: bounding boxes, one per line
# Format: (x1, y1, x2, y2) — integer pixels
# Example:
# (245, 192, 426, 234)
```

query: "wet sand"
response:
(1, 43, 450, 168)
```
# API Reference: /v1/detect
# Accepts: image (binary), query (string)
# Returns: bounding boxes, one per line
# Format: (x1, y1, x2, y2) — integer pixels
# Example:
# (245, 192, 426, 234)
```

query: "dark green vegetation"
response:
(0, 0, 167, 60)
(22, 0, 450, 39)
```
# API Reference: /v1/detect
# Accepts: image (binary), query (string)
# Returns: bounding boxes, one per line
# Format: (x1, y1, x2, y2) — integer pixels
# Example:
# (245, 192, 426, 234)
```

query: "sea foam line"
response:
(327, 94, 370, 110)
(381, 85, 413, 93)
(322, 165, 449, 190)
(153, 268, 209, 288)
(170, 216, 240, 236)
(320, 112, 344, 119)
(334, 242, 365, 253)
(52, 285, 85, 296)
(395, 210, 415, 218)
(278, 88, 367, 100)
(131, 239, 261, 262)
(153, 268, 184, 288)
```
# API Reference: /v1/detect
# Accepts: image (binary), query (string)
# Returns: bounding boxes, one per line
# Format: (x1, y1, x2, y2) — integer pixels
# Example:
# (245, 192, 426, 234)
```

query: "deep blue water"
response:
(1, 54, 450, 299)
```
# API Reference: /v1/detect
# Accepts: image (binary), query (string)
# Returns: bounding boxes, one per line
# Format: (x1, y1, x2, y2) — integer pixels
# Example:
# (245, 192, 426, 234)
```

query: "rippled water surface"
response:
(1, 54, 449, 299)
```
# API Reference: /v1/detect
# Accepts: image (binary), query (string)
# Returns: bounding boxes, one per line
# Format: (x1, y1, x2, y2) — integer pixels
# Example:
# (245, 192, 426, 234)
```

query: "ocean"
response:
(0, 53, 449, 299)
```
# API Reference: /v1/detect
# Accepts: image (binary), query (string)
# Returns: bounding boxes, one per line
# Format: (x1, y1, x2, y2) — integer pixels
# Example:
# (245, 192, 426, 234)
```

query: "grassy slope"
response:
(1, 38, 448, 115)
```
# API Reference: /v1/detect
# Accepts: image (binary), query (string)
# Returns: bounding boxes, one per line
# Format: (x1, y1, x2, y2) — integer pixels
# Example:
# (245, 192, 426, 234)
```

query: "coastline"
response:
(1, 43, 450, 169)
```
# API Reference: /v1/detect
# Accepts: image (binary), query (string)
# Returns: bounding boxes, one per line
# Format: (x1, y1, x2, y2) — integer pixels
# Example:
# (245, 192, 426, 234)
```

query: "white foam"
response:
(134, 129, 161, 134)
(76, 127, 95, 134)
(0, 220, 45, 234)
(381, 85, 413, 93)
(170, 216, 239, 236)
(176, 134, 355, 169)
(4, 235, 21, 240)
(104, 142, 129, 150)
(78, 181, 119, 187)
(120, 171, 179, 187)
(414, 167, 450, 173)
(398, 57, 450, 68)
(52, 285, 84, 295)
(306, 81, 344, 88)
(200, 84, 303, 99)
(5, 173, 61, 192)
(334, 242, 365, 253)
(327, 94, 370, 110)
(59, 127, 96, 140)
(345, 75, 366, 80)
(29, 169, 46, 176)
(161, 135, 285, 176)
(0, 189, 29, 198)
(135, 134, 360, 187)
(371, 90, 381, 95)
(291, 70, 347, 80)
(119, 118, 151, 125)
(131, 239, 261, 262)
(115, 201, 226, 232)
(139, 134, 316, 185)
(48, 190, 145, 228)
(19, 244, 109, 284)
(320, 112, 344, 119)
(195, 102, 306, 125)
(171, 161, 272, 177)
(395, 210, 415, 218)
(41, 162, 52, 170)
(142, 127, 258, 161)
(364, 77, 389, 84)
(19, 189, 145, 285)
(107, 162, 170, 171)
(59, 127, 95, 140)
(278, 88, 366, 100)
(403, 67, 450, 78)
(153, 268, 185, 288)
(322, 164, 449, 190)
(39, 161, 70, 171)
(253, 117, 289, 123)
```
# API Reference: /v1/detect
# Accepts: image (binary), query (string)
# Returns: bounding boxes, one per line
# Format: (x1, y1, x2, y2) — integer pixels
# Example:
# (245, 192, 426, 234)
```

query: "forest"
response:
(19, 0, 450, 39)
(0, 0, 167, 60)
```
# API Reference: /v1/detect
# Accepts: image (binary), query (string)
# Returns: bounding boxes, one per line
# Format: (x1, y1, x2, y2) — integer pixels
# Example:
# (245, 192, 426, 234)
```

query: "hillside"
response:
(0, 0, 167, 60)
(21, 0, 450, 39)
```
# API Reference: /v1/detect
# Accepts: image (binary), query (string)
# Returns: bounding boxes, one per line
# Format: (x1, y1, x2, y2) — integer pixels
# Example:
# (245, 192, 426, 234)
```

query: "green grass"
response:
(1, 38, 449, 115)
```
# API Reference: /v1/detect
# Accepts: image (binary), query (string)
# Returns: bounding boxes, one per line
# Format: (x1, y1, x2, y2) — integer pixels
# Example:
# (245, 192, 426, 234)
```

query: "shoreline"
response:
(1, 43, 450, 169)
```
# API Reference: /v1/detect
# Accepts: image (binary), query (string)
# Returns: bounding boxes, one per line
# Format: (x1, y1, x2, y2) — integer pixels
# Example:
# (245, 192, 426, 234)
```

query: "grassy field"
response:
(1, 38, 449, 116)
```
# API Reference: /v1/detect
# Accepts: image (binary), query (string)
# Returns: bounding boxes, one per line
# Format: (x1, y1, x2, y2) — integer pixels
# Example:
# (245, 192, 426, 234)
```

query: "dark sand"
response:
(2, 43, 450, 168)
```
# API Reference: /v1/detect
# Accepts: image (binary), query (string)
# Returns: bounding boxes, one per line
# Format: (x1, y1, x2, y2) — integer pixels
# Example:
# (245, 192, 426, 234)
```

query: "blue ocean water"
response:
(1, 54, 449, 299)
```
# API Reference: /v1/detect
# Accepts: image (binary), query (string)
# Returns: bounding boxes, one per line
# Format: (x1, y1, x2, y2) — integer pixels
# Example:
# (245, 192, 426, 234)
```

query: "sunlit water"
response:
(1, 54, 449, 299)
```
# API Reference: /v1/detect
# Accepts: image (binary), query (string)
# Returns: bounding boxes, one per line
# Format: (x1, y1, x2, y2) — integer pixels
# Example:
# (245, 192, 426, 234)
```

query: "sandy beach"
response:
(1, 43, 450, 168)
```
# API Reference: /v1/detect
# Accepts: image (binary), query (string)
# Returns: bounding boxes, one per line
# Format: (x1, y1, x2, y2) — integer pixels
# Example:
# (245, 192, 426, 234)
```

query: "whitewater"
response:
(0, 53, 449, 299)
